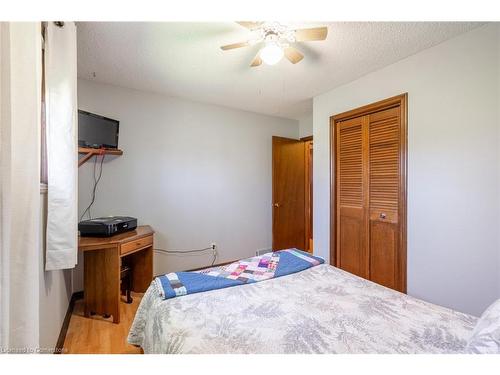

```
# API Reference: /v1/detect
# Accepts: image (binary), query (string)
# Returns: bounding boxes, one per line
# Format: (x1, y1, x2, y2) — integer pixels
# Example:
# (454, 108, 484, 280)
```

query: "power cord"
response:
(80, 153, 105, 221)
(154, 245, 218, 266)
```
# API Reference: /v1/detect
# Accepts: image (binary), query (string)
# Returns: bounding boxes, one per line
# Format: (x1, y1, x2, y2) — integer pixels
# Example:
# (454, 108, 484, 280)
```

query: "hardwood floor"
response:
(63, 293, 143, 354)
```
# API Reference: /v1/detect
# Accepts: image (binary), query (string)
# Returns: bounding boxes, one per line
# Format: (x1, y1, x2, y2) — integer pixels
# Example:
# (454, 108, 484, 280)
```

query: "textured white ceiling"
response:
(77, 22, 482, 120)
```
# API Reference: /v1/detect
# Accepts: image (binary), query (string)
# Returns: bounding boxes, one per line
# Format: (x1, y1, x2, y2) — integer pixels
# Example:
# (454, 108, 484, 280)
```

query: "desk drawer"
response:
(121, 235, 153, 255)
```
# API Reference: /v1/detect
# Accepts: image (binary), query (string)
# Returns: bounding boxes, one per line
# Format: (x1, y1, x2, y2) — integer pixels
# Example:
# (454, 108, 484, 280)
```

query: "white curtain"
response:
(44, 22, 78, 271)
(0, 22, 42, 350)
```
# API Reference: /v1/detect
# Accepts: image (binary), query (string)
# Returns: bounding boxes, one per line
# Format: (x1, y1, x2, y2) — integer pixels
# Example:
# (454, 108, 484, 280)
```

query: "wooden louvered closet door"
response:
(332, 95, 407, 293)
(336, 116, 369, 279)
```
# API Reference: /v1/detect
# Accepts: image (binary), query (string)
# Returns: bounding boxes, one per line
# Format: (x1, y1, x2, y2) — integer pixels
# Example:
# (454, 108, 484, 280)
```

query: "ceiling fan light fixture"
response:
(260, 42, 284, 65)
(221, 22, 328, 67)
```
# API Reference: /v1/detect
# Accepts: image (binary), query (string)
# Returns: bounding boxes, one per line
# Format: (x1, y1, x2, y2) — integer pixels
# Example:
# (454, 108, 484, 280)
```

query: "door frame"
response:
(301, 136, 313, 252)
(272, 136, 313, 252)
(272, 136, 306, 251)
(330, 93, 408, 291)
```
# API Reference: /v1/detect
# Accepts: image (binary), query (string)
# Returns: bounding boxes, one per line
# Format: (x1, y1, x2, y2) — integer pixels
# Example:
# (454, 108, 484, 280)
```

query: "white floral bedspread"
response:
(128, 264, 477, 353)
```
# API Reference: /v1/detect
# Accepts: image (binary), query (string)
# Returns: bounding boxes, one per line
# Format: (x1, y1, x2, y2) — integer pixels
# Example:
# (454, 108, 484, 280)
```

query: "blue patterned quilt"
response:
(154, 249, 324, 300)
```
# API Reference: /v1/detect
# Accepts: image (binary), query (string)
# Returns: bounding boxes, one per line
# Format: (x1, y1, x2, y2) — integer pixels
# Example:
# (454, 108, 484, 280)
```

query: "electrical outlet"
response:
(210, 242, 217, 251)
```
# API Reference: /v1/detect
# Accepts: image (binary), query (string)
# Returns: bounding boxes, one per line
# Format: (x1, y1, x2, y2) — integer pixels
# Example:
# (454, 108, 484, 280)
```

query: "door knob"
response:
(273, 203, 280, 208)
(380, 213, 386, 219)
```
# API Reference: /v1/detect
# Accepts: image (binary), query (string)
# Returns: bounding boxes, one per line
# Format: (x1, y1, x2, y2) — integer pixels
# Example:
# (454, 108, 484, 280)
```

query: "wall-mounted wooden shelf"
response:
(78, 147, 123, 167)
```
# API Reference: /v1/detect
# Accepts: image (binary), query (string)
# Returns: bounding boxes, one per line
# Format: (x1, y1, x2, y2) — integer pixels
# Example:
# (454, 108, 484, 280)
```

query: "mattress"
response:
(128, 264, 477, 353)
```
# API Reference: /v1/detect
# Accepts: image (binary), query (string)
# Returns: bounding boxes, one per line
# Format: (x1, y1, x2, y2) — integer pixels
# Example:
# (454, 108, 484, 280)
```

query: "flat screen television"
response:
(78, 110, 119, 149)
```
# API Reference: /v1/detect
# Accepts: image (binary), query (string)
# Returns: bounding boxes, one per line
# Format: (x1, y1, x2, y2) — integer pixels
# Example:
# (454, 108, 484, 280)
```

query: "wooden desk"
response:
(79, 225, 154, 323)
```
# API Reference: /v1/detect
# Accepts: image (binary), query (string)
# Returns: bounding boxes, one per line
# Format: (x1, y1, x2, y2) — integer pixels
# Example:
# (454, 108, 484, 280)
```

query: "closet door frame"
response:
(330, 93, 408, 292)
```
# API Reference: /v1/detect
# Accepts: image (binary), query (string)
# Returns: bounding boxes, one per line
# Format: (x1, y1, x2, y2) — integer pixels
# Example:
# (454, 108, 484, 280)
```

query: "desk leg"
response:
(127, 246, 153, 293)
(84, 247, 121, 324)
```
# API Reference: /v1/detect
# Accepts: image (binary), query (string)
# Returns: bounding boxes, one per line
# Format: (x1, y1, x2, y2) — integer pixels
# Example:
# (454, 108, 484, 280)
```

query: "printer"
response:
(78, 216, 137, 237)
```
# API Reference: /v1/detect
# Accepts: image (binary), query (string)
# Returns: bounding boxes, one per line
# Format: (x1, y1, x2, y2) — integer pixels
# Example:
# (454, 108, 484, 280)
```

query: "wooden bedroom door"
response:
(272, 136, 306, 251)
(331, 94, 407, 292)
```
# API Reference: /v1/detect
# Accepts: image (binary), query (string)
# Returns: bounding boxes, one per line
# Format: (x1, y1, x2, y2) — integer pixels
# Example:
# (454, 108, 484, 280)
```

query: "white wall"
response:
(39, 190, 72, 350)
(75, 79, 299, 291)
(298, 113, 313, 138)
(313, 24, 500, 316)
(497, 24, 500, 311)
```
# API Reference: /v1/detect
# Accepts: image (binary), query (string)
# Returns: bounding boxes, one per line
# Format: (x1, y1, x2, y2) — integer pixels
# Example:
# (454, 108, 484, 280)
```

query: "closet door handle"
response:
(273, 203, 280, 208)
(379, 213, 386, 219)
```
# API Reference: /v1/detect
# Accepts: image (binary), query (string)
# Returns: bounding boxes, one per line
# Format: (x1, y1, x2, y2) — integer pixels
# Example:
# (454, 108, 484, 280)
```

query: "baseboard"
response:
(54, 291, 83, 354)
(184, 259, 237, 272)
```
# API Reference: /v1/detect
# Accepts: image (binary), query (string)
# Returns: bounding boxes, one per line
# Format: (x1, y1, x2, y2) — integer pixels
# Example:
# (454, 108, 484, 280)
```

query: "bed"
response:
(128, 256, 479, 354)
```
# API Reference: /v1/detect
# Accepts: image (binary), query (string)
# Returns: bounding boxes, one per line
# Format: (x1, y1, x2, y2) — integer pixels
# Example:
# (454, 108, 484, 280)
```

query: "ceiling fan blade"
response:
(220, 41, 250, 51)
(250, 53, 262, 67)
(236, 21, 264, 30)
(284, 47, 304, 64)
(294, 27, 328, 42)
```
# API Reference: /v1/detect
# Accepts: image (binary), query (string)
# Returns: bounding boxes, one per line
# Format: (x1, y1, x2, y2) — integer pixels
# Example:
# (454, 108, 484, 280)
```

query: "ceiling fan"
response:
(220, 22, 328, 67)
